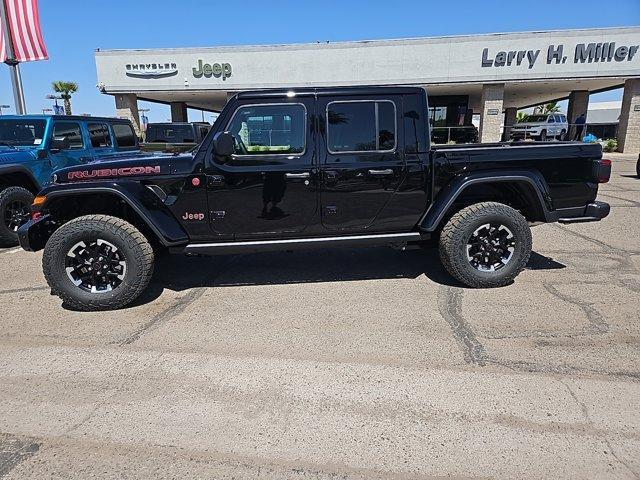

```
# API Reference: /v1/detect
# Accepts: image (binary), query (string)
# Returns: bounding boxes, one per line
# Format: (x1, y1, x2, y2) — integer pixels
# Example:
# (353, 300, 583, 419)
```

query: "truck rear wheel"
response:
(42, 215, 154, 311)
(0, 186, 34, 247)
(439, 202, 532, 288)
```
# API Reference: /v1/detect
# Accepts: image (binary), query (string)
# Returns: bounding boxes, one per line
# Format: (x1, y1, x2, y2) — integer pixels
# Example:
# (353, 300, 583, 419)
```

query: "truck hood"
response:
(55, 152, 194, 184)
(511, 122, 543, 128)
(0, 147, 37, 165)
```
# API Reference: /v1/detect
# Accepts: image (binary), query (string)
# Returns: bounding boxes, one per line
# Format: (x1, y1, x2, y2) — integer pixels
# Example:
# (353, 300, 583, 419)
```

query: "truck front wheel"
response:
(42, 215, 154, 311)
(439, 202, 532, 288)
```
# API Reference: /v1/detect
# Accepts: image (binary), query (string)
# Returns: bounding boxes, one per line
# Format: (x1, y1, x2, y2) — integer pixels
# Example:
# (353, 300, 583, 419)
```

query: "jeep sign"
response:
(192, 60, 232, 80)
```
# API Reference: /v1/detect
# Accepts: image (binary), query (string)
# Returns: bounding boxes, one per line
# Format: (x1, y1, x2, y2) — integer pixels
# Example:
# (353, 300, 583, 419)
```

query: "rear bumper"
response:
(17, 214, 54, 252)
(557, 201, 610, 224)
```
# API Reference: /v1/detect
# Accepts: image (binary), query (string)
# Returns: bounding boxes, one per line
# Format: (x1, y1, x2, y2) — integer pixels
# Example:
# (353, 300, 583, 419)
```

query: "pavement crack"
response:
(542, 282, 609, 335)
(437, 285, 487, 366)
(117, 288, 205, 346)
(558, 379, 640, 479)
(0, 286, 49, 296)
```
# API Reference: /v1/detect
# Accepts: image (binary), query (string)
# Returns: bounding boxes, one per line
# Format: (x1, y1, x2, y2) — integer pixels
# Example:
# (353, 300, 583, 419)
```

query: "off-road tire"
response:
(0, 186, 34, 247)
(439, 202, 532, 288)
(43, 215, 154, 311)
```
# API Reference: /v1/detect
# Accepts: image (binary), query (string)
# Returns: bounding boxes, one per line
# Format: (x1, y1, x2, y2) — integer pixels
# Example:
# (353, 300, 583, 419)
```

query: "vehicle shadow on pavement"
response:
(129, 248, 566, 307)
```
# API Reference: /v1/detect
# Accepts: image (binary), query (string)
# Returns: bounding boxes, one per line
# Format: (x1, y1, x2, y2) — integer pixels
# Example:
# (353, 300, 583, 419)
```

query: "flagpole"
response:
(0, 0, 26, 114)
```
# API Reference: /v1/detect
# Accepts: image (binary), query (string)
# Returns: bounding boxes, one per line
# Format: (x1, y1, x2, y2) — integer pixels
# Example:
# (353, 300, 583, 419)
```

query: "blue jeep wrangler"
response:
(0, 115, 140, 246)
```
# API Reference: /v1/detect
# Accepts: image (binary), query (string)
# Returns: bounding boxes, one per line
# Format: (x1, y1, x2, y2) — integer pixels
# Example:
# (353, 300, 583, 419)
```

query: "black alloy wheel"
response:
(4, 199, 30, 232)
(465, 223, 516, 272)
(65, 239, 127, 294)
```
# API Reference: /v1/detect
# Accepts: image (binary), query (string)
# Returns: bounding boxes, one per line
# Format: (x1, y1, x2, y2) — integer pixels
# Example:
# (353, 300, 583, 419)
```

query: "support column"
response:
(115, 94, 140, 138)
(479, 83, 504, 143)
(567, 90, 589, 140)
(503, 107, 518, 141)
(170, 102, 188, 122)
(618, 79, 640, 154)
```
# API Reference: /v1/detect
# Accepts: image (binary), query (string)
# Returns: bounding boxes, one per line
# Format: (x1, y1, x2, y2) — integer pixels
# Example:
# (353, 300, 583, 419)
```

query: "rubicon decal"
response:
(67, 166, 161, 180)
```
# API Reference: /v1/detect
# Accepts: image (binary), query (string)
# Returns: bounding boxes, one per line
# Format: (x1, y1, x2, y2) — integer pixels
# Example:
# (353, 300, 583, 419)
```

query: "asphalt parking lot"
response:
(0, 153, 639, 479)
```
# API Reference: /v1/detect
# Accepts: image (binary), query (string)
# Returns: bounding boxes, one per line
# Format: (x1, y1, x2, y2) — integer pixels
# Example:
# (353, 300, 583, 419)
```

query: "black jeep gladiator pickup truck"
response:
(18, 86, 611, 310)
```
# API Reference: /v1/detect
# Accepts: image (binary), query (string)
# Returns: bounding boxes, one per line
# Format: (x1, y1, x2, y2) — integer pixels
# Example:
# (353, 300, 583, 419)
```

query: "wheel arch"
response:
(40, 185, 189, 248)
(0, 165, 41, 194)
(420, 171, 555, 232)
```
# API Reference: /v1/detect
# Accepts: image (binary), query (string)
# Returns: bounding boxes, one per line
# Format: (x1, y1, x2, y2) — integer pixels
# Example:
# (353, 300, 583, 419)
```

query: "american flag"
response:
(0, 0, 48, 63)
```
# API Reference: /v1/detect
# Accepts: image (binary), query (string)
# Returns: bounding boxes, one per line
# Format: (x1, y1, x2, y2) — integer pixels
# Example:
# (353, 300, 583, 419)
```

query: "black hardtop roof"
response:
(235, 85, 426, 99)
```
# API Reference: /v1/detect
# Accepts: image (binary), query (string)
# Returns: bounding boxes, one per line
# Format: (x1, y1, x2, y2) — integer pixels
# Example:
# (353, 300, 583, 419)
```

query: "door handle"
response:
(285, 172, 310, 179)
(79, 157, 92, 163)
(367, 169, 394, 176)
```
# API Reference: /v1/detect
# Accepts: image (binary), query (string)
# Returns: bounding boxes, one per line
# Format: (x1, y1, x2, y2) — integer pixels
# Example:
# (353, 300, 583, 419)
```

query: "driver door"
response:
(205, 97, 318, 238)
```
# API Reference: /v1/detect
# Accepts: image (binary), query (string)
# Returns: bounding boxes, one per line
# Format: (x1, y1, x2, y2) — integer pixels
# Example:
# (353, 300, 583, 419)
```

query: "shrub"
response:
(603, 138, 618, 153)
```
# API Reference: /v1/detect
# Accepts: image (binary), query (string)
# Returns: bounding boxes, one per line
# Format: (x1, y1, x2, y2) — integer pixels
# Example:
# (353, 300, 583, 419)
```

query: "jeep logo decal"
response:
(182, 212, 206, 221)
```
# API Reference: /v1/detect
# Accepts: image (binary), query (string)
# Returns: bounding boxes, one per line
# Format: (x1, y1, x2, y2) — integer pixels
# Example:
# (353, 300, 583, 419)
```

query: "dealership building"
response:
(94, 26, 640, 153)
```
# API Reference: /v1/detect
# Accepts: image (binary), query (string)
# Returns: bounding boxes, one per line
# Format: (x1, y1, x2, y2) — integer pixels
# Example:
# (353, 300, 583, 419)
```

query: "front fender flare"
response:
(40, 182, 189, 246)
(419, 170, 556, 232)
(0, 164, 41, 192)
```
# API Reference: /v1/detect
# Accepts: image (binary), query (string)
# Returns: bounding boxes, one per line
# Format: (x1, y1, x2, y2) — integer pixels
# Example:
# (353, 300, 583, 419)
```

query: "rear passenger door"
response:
(318, 95, 405, 232)
(87, 122, 114, 160)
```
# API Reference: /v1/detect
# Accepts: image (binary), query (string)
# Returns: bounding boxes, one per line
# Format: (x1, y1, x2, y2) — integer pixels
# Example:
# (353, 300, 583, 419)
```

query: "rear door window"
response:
(52, 122, 84, 149)
(88, 123, 112, 148)
(112, 123, 137, 149)
(326, 100, 396, 153)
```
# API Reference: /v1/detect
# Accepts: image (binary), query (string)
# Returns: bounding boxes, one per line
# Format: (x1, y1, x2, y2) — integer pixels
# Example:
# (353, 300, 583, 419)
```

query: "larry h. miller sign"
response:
(481, 42, 639, 69)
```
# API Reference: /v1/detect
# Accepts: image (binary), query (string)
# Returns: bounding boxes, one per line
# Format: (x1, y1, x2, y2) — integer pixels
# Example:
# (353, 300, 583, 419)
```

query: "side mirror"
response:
(212, 132, 235, 157)
(50, 136, 70, 152)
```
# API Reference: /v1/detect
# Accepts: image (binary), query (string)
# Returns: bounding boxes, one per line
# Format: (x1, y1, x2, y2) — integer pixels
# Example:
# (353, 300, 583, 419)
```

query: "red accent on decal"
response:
(192, 177, 201, 187)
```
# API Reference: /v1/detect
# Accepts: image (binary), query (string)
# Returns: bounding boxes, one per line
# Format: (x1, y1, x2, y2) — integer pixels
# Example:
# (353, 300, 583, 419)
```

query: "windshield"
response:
(521, 115, 548, 123)
(145, 124, 195, 143)
(0, 119, 46, 147)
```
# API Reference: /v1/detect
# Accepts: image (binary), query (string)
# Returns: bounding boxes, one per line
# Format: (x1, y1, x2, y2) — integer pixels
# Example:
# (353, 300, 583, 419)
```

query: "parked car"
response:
(141, 122, 210, 153)
(510, 114, 569, 141)
(0, 115, 139, 246)
(18, 86, 610, 310)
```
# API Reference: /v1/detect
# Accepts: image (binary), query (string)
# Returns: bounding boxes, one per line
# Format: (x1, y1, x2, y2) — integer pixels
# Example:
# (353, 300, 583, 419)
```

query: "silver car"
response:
(510, 114, 569, 141)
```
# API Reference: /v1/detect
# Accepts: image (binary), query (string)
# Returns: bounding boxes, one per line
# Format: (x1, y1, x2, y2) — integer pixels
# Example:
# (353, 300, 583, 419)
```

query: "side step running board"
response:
(182, 232, 423, 256)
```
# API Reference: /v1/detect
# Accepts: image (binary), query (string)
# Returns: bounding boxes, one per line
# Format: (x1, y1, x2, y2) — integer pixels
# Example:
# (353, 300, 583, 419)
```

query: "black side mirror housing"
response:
(213, 132, 235, 157)
(50, 136, 70, 152)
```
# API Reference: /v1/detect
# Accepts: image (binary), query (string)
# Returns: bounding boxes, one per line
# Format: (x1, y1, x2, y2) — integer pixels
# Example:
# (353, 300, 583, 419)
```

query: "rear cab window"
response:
(52, 122, 84, 149)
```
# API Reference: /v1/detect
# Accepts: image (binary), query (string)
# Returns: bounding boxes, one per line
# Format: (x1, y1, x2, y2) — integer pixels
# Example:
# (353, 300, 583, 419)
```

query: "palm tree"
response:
(51, 81, 78, 115)
(541, 102, 560, 114)
(516, 112, 529, 123)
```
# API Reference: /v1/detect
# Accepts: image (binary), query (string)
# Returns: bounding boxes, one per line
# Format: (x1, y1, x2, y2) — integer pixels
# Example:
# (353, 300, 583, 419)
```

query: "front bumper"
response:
(17, 214, 55, 252)
(557, 201, 610, 224)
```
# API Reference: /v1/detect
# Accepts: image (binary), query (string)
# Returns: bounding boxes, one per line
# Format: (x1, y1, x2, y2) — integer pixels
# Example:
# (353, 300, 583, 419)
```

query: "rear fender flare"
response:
(419, 170, 556, 232)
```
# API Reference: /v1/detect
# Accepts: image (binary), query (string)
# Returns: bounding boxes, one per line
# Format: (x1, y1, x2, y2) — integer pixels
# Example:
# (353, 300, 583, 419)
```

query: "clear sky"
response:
(1, 0, 639, 122)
